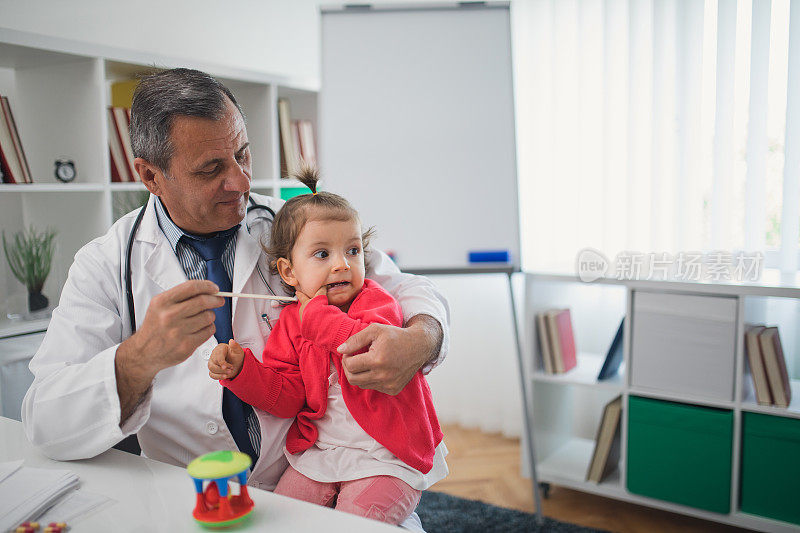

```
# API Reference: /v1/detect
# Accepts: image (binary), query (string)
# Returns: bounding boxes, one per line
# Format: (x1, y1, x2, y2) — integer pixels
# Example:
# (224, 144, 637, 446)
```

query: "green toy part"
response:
(197, 509, 253, 529)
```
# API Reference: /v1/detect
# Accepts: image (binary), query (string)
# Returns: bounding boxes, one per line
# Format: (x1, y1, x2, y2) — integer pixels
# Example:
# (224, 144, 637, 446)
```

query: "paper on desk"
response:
(0, 462, 79, 532)
(0, 460, 22, 485)
(36, 488, 113, 526)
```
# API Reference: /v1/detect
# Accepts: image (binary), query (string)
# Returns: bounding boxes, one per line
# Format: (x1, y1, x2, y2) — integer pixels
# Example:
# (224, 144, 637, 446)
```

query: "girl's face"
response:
(278, 217, 366, 311)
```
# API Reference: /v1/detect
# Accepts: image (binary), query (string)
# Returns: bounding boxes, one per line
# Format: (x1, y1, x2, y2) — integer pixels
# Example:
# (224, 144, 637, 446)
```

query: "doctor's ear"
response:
(276, 257, 298, 288)
(135, 158, 164, 195)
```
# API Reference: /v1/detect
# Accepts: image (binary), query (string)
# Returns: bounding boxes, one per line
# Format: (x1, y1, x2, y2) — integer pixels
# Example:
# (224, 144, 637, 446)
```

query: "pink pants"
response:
(274, 465, 422, 525)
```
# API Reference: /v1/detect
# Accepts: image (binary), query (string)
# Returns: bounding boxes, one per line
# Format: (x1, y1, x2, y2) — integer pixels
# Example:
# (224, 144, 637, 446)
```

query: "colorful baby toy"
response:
(187, 450, 254, 528)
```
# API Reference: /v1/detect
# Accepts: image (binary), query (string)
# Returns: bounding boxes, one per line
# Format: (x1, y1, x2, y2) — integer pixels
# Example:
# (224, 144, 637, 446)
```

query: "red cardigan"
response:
(222, 279, 443, 474)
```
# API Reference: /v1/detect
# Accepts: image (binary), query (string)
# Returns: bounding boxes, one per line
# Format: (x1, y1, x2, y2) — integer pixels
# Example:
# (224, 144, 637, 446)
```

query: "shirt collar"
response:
(153, 197, 184, 253)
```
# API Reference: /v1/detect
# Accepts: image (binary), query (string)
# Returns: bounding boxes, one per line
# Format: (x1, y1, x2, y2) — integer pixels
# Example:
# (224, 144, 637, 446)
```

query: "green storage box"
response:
(627, 396, 733, 513)
(281, 187, 308, 201)
(741, 412, 800, 525)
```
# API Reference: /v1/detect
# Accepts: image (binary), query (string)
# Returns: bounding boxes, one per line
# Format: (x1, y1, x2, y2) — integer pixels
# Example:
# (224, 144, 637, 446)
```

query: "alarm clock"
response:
(55, 159, 76, 183)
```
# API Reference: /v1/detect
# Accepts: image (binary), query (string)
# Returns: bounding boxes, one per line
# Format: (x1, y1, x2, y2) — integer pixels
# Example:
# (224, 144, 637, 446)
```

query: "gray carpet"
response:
(416, 491, 610, 533)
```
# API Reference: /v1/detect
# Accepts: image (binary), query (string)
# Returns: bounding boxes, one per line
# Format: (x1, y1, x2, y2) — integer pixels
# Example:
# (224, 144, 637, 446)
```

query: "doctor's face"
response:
(143, 98, 251, 236)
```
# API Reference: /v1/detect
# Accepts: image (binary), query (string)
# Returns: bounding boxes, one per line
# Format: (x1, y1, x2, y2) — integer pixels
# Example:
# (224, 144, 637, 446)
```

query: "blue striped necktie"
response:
(181, 227, 259, 465)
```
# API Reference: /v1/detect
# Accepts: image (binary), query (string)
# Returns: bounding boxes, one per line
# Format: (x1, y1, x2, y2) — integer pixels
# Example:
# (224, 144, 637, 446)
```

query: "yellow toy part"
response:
(187, 450, 252, 479)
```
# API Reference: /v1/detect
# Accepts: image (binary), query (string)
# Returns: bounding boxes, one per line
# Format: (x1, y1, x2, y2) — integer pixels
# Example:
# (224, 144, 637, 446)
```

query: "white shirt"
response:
(287, 361, 449, 491)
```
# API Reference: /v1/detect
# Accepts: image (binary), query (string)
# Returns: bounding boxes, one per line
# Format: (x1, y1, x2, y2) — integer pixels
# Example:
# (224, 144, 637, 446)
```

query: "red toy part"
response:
(193, 479, 254, 527)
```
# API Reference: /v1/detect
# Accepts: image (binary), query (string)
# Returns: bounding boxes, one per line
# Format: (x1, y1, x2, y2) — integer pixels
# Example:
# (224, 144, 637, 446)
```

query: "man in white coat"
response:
(21, 69, 449, 527)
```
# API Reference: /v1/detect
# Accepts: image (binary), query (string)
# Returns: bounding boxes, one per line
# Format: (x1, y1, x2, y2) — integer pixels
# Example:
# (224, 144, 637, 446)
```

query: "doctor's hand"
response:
(208, 340, 245, 380)
(116, 280, 224, 423)
(124, 279, 224, 372)
(337, 314, 443, 395)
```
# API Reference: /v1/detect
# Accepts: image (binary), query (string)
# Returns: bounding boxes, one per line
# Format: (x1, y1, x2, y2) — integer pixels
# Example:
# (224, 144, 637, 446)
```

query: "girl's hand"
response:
(208, 339, 246, 380)
(296, 286, 328, 321)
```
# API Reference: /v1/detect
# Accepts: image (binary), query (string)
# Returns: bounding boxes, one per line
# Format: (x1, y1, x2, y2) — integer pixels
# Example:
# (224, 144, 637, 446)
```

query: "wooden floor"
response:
(432, 425, 750, 533)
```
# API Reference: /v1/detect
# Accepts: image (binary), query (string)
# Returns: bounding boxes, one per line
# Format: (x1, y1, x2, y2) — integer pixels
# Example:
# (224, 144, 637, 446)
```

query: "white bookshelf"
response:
(741, 380, 800, 420)
(536, 437, 625, 497)
(625, 386, 737, 411)
(532, 351, 625, 390)
(524, 271, 800, 532)
(0, 29, 317, 337)
(0, 316, 49, 340)
(0, 183, 107, 192)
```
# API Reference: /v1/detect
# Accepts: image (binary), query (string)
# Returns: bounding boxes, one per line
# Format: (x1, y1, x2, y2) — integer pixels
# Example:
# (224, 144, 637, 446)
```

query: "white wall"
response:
(0, 0, 322, 85)
(0, 0, 464, 86)
(426, 274, 524, 437)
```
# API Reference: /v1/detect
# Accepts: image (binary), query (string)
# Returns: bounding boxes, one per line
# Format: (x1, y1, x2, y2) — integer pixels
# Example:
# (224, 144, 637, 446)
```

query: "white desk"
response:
(0, 417, 397, 532)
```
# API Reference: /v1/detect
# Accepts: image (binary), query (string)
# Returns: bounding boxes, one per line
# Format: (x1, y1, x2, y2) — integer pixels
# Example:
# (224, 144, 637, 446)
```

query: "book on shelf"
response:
(291, 120, 302, 168)
(298, 119, 317, 167)
(278, 98, 300, 178)
(758, 326, 792, 408)
(109, 106, 137, 182)
(544, 310, 564, 373)
(597, 318, 624, 381)
(744, 324, 772, 406)
(551, 309, 577, 373)
(111, 79, 138, 109)
(107, 108, 130, 182)
(109, 147, 123, 183)
(121, 106, 138, 181)
(0, 108, 23, 183)
(0, 129, 17, 183)
(586, 395, 622, 483)
(0, 96, 32, 184)
(535, 312, 554, 374)
(1, 96, 32, 183)
(537, 308, 577, 374)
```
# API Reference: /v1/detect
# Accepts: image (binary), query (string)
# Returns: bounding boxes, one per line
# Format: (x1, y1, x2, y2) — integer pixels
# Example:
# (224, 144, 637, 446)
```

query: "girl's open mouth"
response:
(327, 281, 349, 289)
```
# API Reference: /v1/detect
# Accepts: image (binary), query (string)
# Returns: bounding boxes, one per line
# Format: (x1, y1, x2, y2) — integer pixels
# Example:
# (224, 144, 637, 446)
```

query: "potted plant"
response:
(2, 226, 57, 313)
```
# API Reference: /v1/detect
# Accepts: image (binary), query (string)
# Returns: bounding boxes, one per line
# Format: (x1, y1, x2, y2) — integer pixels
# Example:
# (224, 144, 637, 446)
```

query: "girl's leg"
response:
(335, 476, 422, 525)
(274, 465, 338, 508)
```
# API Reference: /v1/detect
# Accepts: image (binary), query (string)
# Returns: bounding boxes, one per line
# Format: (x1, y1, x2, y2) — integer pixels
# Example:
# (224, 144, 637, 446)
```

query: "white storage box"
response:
(631, 291, 737, 401)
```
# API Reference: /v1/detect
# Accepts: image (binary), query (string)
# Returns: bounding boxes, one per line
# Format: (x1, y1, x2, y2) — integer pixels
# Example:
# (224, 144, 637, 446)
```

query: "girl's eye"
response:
(314, 250, 329, 259)
(347, 247, 360, 256)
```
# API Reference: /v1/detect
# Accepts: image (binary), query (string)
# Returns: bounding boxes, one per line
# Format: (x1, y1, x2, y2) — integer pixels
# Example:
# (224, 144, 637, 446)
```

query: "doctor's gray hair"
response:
(130, 68, 244, 172)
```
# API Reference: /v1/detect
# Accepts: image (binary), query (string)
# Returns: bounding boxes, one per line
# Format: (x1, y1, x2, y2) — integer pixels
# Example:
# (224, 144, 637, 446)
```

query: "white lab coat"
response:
(21, 192, 450, 492)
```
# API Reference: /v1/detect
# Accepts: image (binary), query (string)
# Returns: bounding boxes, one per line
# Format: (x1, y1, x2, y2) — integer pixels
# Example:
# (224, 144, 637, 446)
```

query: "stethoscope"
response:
(125, 196, 278, 334)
